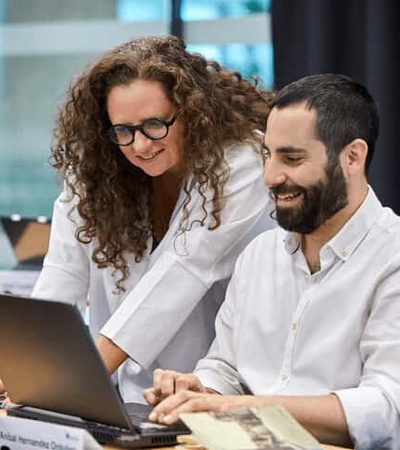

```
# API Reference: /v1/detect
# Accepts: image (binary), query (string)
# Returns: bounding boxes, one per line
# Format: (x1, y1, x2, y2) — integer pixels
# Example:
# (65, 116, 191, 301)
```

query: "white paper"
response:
(180, 406, 322, 450)
(0, 270, 40, 296)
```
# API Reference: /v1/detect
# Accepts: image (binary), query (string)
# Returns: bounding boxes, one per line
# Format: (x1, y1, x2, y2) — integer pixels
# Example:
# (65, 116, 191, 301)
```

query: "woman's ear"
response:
(342, 138, 368, 176)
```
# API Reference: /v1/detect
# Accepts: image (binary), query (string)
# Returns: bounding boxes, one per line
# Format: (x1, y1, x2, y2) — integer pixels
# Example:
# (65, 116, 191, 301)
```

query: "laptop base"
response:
(7, 404, 182, 448)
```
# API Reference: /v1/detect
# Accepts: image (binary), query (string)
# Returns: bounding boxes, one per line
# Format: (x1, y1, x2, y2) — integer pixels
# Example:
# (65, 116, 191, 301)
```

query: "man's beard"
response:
(271, 160, 349, 234)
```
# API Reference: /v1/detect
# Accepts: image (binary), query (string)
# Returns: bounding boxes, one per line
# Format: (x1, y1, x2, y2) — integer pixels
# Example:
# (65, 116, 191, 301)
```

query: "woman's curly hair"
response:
(51, 35, 274, 288)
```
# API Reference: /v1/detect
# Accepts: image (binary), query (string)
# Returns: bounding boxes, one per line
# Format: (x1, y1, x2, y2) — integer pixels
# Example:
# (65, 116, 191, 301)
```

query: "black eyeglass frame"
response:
(108, 116, 176, 146)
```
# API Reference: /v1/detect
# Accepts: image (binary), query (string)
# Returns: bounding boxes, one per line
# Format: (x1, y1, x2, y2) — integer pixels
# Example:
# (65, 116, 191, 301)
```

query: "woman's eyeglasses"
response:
(108, 117, 176, 146)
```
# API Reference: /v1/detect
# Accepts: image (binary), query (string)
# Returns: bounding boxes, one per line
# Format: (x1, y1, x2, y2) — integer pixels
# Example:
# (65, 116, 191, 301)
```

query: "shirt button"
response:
(341, 249, 348, 257)
(281, 374, 289, 381)
(291, 322, 297, 330)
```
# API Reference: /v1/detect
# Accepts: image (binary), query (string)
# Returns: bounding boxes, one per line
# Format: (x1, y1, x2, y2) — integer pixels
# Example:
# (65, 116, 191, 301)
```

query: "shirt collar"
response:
(283, 186, 383, 259)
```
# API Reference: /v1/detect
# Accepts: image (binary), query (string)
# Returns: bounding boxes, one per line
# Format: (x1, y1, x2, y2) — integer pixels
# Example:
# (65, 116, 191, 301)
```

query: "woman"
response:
(32, 35, 275, 403)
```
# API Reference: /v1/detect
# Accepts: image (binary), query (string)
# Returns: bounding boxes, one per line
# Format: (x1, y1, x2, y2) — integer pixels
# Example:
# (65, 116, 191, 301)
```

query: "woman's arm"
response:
(31, 192, 90, 314)
(100, 144, 274, 371)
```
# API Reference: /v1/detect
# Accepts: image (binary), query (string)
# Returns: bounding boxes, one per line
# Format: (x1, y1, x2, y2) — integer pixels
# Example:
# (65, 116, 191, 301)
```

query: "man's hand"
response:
(148, 391, 259, 424)
(143, 369, 207, 406)
(147, 390, 353, 447)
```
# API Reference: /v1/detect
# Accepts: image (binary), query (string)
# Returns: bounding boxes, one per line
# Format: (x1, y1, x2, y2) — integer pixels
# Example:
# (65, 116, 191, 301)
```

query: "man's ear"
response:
(341, 138, 368, 175)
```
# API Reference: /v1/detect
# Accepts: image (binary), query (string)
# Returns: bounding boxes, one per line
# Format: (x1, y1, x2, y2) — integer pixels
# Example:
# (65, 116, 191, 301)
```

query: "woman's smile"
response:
(136, 148, 165, 162)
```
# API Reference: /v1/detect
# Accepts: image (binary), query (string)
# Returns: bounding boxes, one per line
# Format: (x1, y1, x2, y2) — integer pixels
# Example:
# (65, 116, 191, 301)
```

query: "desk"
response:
(323, 447, 349, 450)
(0, 409, 349, 450)
(105, 435, 349, 450)
(177, 437, 349, 450)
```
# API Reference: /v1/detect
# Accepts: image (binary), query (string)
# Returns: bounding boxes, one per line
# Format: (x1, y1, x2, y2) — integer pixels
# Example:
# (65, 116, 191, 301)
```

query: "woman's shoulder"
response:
(224, 136, 262, 155)
(223, 137, 264, 178)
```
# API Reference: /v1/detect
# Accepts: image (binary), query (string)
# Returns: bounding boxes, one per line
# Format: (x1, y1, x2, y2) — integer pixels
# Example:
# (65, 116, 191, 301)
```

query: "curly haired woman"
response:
(32, 35, 275, 402)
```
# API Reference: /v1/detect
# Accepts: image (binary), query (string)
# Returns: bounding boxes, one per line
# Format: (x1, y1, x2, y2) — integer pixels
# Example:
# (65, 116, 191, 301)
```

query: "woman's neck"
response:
(151, 173, 182, 242)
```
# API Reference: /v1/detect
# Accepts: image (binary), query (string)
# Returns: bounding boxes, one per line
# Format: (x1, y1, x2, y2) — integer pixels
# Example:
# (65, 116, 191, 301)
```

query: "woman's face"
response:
(107, 79, 184, 177)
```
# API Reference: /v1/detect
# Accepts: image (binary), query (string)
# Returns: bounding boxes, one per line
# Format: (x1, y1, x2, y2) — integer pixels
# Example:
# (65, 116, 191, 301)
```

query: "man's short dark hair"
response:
(272, 74, 379, 174)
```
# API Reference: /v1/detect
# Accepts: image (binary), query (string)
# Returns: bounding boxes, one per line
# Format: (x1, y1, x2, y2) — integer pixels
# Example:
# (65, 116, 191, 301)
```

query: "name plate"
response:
(0, 415, 101, 450)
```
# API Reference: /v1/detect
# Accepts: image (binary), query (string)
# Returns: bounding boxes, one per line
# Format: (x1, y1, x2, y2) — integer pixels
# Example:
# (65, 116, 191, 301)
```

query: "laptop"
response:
(0, 293, 190, 448)
(0, 215, 51, 270)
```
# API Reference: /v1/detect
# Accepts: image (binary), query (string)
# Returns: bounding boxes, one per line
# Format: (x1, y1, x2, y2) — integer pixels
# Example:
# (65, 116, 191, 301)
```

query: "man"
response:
(143, 74, 400, 449)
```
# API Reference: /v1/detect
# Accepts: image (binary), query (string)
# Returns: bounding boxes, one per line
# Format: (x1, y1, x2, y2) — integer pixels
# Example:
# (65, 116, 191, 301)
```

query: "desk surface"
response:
(110, 436, 350, 450)
(154, 436, 349, 450)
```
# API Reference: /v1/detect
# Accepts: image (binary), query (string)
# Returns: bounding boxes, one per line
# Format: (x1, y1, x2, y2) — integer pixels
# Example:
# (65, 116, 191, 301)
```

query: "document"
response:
(180, 406, 322, 449)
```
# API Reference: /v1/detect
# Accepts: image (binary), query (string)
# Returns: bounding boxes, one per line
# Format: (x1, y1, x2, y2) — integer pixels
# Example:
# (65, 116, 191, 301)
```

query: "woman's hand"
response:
(96, 335, 128, 374)
(0, 378, 5, 394)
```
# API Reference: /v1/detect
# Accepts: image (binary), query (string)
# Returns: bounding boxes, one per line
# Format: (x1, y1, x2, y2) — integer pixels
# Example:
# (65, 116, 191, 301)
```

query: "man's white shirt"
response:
(195, 187, 400, 450)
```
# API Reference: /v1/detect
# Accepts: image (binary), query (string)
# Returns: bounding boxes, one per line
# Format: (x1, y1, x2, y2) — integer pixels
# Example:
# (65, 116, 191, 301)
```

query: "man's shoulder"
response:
(376, 205, 400, 231)
(365, 189, 400, 235)
(368, 206, 400, 252)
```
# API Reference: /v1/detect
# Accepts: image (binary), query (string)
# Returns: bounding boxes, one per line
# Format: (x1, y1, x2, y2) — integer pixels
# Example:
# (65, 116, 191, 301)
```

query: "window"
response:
(0, 0, 272, 268)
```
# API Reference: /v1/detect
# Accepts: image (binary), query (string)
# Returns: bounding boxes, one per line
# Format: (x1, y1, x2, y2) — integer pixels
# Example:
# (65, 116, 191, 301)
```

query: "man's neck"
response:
(301, 184, 369, 274)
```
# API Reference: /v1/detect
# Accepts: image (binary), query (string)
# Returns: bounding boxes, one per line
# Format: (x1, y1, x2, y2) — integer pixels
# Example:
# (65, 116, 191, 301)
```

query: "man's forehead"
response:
(263, 104, 328, 160)
(265, 103, 317, 142)
(267, 102, 316, 126)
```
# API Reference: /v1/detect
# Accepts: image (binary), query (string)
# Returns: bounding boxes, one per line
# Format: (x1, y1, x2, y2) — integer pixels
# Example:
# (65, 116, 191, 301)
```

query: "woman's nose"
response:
(130, 130, 153, 154)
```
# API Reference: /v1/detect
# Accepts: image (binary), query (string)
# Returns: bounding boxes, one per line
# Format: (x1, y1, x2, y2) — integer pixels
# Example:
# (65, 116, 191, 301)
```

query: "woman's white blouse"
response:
(32, 142, 275, 402)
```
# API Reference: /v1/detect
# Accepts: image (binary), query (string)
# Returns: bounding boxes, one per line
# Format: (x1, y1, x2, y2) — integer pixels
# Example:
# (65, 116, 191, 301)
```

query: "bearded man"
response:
(144, 74, 400, 450)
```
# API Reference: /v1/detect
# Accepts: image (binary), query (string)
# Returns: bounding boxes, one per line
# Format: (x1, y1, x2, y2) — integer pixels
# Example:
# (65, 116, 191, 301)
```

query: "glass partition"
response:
(0, 0, 271, 269)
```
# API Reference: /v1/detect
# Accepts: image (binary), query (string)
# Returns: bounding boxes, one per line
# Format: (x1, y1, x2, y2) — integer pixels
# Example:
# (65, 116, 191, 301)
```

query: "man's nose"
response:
(263, 158, 287, 188)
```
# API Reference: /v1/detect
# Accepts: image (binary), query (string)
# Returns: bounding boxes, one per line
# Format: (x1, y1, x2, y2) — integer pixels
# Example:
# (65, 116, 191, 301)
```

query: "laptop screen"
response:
(0, 293, 191, 448)
(0, 293, 132, 430)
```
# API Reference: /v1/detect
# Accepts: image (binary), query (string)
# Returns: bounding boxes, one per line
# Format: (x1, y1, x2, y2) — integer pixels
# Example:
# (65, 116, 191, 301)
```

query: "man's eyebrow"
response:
(275, 146, 307, 155)
(263, 141, 308, 155)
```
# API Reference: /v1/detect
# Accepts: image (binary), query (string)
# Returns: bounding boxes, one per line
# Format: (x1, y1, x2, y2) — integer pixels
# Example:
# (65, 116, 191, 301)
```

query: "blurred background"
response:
(1, 0, 399, 268)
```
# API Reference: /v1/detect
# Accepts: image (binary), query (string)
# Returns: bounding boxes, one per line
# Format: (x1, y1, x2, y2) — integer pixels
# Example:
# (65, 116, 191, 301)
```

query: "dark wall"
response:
(271, 0, 400, 213)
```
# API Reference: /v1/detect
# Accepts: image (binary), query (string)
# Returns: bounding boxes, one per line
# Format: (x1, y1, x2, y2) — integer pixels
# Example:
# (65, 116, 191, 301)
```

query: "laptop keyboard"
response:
(129, 412, 186, 431)
(127, 407, 190, 434)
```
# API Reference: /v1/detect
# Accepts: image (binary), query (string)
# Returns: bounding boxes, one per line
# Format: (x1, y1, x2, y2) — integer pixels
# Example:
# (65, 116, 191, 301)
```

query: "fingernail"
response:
(163, 414, 172, 424)
(148, 412, 156, 421)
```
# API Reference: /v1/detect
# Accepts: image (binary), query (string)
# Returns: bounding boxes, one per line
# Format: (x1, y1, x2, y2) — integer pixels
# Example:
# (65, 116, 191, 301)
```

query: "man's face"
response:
(263, 103, 348, 234)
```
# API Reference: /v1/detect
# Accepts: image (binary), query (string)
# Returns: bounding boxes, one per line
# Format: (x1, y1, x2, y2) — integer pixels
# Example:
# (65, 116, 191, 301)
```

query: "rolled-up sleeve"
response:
(32, 192, 90, 314)
(335, 256, 400, 449)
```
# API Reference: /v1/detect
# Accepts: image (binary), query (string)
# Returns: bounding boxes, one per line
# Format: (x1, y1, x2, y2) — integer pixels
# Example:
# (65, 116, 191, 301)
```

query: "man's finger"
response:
(175, 374, 203, 393)
(149, 390, 194, 422)
(160, 393, 213, 424)
(143, 388, 160, 406)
